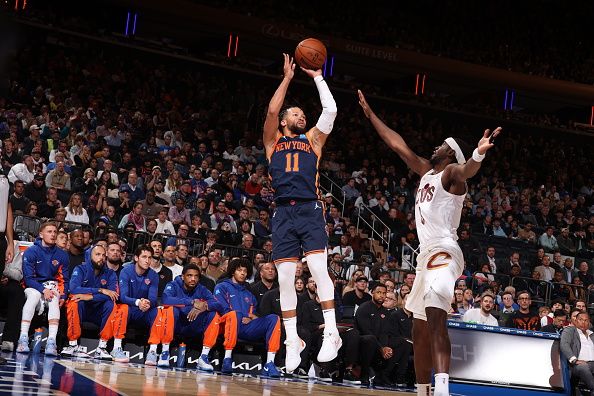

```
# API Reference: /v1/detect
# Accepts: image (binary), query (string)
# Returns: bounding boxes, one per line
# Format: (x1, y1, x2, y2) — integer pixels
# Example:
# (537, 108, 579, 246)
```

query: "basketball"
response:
(295, 38, 327, 70)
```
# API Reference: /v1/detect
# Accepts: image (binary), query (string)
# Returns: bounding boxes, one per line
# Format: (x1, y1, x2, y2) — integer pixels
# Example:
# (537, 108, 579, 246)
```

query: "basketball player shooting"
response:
(358, 90, 501, 396)
(263, 54, 341, 374)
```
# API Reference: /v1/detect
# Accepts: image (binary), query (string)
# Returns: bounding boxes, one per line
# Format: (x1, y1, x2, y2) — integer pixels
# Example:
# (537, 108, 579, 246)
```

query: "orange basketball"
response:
(295, 38, 327, 70)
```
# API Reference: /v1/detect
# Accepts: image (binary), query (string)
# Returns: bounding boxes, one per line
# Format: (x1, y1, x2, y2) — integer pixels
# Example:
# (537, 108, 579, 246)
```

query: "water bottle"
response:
(176, 343, 186, 368)
(32, 328, 43, 354)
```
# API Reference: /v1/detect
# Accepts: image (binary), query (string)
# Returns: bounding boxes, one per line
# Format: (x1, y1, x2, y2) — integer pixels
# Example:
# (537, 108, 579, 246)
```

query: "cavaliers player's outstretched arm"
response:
(263, 54, 295, 156)
(358, 90, 431, 176)
(445, 127, 502, 182)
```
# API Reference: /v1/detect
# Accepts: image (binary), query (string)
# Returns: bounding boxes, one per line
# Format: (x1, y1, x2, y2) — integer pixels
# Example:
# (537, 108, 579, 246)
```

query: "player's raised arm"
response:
(358, 90, 431, 176)
(302, 67, 337, 150)
(446, 127, 502, 182)
(264, 54, 295, 153)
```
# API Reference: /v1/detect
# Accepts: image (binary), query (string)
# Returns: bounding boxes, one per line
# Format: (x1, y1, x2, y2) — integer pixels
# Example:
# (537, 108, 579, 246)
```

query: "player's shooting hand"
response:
(282, 53, 295, 80)
(357, 90, 373, 119)
(477, 127, 502, 155)
(299, 67, 322, 78)
(187, 308, 200, 322)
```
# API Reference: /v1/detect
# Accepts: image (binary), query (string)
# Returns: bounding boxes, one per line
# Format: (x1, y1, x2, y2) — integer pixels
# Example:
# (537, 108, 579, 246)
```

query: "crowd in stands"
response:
(0, 21, 592, 388)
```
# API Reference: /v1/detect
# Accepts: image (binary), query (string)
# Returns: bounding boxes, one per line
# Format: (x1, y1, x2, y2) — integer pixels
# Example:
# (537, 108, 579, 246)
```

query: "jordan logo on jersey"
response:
(416, 183, 435, 204)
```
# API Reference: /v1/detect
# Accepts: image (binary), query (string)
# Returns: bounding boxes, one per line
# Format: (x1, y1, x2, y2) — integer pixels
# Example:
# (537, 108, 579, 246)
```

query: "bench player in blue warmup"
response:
(113, 244, 174, 366)
(162, 263, 238, 372)
(17, 222, 69, 356)
(263, 54, 341, 373)
(214, 258, 281, 377)
(63, 244, 119, 360)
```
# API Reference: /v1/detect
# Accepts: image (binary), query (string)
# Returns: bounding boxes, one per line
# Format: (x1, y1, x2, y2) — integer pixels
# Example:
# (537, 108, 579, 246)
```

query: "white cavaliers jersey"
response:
(414, 169, 465, 249)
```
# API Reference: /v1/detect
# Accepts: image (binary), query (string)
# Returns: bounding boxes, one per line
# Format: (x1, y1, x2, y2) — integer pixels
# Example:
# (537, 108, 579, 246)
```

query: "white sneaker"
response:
(284, 337, 306, 373)
(317, 332, 342, 362)
(196, 354, 214, 372)
(61, 345, 78, 357)
(94, 347, 113, 361)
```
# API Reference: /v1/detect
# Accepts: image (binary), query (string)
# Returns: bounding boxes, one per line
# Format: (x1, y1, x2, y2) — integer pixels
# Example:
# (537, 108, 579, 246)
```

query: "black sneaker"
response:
(318, 369, 333, 382)
(293, 367, 308, 379)
(343, 369, 361, 385)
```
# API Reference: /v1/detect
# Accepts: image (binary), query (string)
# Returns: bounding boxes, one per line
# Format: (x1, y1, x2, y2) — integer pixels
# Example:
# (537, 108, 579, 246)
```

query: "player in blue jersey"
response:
(112, 244, 174, 366)
(63, 244, 119, 360)
(17, 222, 70, 356)
(162, 263, 238, 372)
(263, 54, 340, 373)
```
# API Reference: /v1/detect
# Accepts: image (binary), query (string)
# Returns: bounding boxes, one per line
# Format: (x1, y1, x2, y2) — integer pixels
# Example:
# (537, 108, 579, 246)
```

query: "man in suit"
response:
(561, 257, 578, 284)
(560, 311, 594, 394)
(478, 246, 508, 275)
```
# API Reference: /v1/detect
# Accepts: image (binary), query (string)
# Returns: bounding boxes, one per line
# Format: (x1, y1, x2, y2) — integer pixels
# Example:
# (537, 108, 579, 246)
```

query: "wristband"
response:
(135, 299, 140, 307)
(472, 148, 485, 162)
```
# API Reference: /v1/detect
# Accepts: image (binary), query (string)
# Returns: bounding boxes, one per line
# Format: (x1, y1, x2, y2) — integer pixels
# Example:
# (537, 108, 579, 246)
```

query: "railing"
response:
(354, 202, 391, 253)
(510, 276, 551, 305)
(209, 243, 271, 263)
(469, 272, 511, 296)
(319, 172, 347, 218)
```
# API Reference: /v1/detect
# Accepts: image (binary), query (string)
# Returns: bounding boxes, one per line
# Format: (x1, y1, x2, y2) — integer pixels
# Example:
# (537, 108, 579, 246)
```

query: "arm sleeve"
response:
(59, 255, 70, 297)
(22, 249, 44, 293)
(354, 305, 373, 335)
(69, 267, 98, 295)
(162, 281, 192, 307)
(201, 287, 225, 313)
(118, 270, 137, 306)
(213, 284, 231, 314)
(148, 271, 159, 306)
(314, 75, 337, 134)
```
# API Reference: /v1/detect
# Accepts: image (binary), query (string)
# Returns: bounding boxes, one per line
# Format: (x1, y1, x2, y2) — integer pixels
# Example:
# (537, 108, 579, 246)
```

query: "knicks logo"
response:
(100, 279, 107, 286)
(426, 252, 452, 270)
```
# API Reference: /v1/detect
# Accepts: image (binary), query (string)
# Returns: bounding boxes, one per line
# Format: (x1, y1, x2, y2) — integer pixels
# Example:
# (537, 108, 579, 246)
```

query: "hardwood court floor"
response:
(59, 359, 414, 396)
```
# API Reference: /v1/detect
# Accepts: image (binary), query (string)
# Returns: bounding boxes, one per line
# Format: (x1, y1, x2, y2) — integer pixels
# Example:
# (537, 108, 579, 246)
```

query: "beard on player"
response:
(287, 119, 306, 134)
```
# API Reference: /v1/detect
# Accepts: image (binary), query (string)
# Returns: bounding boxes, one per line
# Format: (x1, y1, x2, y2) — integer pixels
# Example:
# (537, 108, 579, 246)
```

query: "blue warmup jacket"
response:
(22, 238, 70, 298)
(214, 279, 257, 319)
(162, 277, 225, 315)
(69, 260, 118, 303)
(118, 264, 159, 307)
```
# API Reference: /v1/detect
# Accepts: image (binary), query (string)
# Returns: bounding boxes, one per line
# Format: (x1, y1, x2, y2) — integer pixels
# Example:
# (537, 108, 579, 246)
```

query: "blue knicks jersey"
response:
(269, 133, 320, 201)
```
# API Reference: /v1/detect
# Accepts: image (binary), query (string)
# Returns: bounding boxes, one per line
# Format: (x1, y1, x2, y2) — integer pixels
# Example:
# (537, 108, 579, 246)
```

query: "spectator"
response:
(535, 255, 555, 282)
(155, 208, 176, 235)
(63, 194, 90, 228)
(8, 155, 35, 185)
(539, 226, 560, 253)
(505, 291, 540, 330)
(541, 309, 567, 335)
(343, 276, 371, 307)
(462, 292, 499, 326)
(560, 311, 594, 391)
(9, 180, 30, 214)
(518, 222, 537, 244)
(45, 161, 71, 191)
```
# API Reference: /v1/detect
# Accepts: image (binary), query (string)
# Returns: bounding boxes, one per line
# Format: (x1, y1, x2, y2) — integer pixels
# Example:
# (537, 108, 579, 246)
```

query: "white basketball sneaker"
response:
(317, 331, 342, 362)
(284, 337, 306, 373)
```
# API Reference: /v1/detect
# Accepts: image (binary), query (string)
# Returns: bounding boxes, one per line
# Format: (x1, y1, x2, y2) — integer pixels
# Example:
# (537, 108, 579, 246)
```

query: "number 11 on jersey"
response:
(285, 152, 299, 172)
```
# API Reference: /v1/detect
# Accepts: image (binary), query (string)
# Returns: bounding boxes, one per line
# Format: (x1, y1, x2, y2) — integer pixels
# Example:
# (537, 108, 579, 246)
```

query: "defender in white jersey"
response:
(358, 90, 501, 396)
